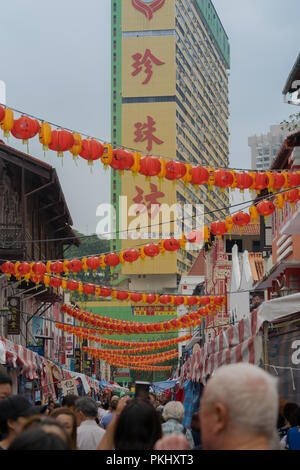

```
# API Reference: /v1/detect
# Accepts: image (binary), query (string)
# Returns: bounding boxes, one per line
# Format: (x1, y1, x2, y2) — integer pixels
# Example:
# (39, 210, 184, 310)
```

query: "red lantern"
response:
(144, 244, 160, 258)
(79, 139, 104, 165)
(165, 162, 182, 181)
(159, 295, 172, 304)
(32, 262, 47, 277)
(163, 238, 181, 252)
(104, 253, 120, 267)
(287, 173, 300, 188)
(100, 287, 112, 297)
(187, 296, 198, 307)
(17, 262, 31, 276)
(123, 249, 139, 263)
(272, 173, 286, 190)
(173, 296, 184, 306)
(86, 257, 101, 271)
(110, 149, 134, 171)
(210, 221, 227, 237)
(232, 212, 251, 228)
(83, 284, 96, 296)
(50, 277, 62, 289)
(1, 262, 15, 276)
(285, 189, 300, 204)
(67, 259, 83, 273)
(146, 294, 156, 304)
(11, 116, 40, 142)
(214, 170, 234, 188)
(236, 172, 253, 191)
(67, 280, 79, 291)
(116, 291, 129, 301)
(139, 156, 161, 177)
(0, 105, 5, 122)
(254, 173, 269, 191)
(190, 166, 209, 185)
(199, 297, 210, 306)
(48, 130, 74, 157)
(131, 293, 143, 303)
(256, 201, 275, 216)
(50, 261, 64, 275)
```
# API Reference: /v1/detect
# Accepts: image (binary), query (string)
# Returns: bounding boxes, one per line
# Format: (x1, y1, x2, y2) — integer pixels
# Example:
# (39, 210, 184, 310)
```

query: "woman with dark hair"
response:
(98, 397, 162, 450)
(20, 415, 71, 449)
(50, 407, 77, 450)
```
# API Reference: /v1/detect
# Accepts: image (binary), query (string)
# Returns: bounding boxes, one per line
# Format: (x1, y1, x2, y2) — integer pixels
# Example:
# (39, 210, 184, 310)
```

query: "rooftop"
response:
(282, 53, 300, 96)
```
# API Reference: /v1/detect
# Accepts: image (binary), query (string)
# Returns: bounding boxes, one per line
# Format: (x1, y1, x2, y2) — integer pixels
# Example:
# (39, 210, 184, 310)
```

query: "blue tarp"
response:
(150, 379, 179, 393)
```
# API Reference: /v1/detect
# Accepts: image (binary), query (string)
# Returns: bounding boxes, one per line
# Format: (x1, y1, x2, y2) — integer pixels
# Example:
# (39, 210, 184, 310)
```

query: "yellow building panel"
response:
(122, 36, 176, 97)
(122, 102, 176, 157)
(122, 0, 175, 32)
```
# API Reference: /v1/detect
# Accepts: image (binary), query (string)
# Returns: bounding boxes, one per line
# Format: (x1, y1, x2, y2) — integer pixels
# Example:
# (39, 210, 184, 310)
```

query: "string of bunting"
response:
(0, 105, 300, 194)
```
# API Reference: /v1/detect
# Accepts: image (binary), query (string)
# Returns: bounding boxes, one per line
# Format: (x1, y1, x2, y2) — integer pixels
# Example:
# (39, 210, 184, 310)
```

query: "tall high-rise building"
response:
(111, 0, 230, 290)
(248, 125, 289, 171)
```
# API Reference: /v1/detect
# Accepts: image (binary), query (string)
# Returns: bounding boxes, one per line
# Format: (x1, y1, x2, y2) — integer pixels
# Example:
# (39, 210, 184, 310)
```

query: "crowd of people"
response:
(0, 363, 300, 451)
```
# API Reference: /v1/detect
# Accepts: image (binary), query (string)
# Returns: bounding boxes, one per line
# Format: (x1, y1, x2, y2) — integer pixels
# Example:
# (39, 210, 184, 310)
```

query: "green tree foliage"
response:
(281, 112, 300, 133)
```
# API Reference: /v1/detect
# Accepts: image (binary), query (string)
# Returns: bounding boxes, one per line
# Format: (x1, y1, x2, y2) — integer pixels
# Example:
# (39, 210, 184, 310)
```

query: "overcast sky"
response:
(1, 0, 299, 234)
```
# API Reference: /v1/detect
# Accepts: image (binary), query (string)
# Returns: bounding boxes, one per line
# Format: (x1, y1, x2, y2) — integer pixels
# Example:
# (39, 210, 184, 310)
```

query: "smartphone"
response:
(135, 381, 151, 399)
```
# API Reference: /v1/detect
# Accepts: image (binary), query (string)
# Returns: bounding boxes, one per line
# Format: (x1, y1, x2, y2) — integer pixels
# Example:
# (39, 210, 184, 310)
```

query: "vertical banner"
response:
(74, 348, 81, 373)
(65, 314, 74, 358)
(7, 297, 21, 335)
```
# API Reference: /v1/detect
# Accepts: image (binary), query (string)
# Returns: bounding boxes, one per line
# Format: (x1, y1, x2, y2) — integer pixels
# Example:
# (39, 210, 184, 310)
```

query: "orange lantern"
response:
(249, 206, 259, 222)
(272, 173, 286, 190)
(144, 244, 160, 258)
(86, 257, 101, 272)
(275, 194, 285, 210)
(225, 216, 234, 234)
(101, 144, 113, 168)
(48, 130, 74, 157)
(50, 261, 64, 275)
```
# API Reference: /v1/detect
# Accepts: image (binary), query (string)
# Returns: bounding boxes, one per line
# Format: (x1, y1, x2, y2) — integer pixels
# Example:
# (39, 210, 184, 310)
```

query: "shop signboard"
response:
(7, 297, 20, 335)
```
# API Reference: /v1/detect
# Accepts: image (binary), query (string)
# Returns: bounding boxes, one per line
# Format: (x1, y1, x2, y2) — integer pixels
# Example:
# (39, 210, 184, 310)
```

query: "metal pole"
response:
(263, 321, 269, 371)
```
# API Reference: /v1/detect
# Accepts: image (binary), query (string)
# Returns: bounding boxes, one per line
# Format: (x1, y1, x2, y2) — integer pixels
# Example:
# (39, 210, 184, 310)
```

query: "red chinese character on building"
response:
(133, 184, 165, 219)
(132, 49, 165, 84)
(131, 0, 166, 20)
(134, 116, 164, 152)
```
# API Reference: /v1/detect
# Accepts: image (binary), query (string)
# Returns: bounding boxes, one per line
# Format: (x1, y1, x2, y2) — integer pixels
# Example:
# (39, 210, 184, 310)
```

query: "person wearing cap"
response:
(101, 395, 120, 430)
(0, 395, 40, 450)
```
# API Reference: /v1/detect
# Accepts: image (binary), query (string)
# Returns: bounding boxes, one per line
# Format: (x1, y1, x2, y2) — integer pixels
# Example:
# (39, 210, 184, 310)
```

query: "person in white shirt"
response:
(75, 397, 105, 450)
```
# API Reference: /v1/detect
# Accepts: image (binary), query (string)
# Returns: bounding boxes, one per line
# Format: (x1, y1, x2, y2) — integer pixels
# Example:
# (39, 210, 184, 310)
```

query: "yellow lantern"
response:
(101, 144, 113, 168)
(1, 108, 14, 138)
(182, 164, 192, 184)
(130, 152, 141, 174)
(249, 206, 259, 222)
(207, 168, 215, 191)
(158, 159, 166, 180)
(275, 194, 285, 211)
(70, 133, 82, 161)
(204, 226, 210, 243)
(39, 122, 52, 152)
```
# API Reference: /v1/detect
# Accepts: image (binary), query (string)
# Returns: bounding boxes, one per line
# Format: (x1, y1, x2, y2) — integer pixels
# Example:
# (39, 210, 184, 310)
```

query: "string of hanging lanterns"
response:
(55, 322, 192, 347)
(1, 105, 300, 192)
(62, 304, 209, 334)
(2, 186, 299, 281)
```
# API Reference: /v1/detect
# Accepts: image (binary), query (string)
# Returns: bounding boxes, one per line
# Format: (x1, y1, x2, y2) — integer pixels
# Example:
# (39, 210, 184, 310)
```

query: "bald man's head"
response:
(199, 364, 279, 450)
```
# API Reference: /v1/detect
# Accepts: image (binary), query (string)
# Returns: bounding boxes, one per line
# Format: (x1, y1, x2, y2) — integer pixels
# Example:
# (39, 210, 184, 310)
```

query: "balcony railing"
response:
(0, 224, 23, 250)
